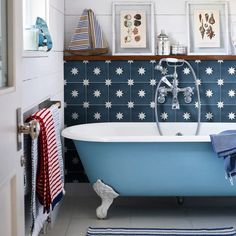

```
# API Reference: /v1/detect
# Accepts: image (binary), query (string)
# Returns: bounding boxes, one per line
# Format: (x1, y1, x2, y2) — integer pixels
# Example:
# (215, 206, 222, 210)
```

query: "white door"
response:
(0, 0, 24, 235)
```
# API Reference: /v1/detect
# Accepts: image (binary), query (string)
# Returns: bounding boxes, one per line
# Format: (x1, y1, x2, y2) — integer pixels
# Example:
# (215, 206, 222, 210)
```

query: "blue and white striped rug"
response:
(86, 227, 236, 236)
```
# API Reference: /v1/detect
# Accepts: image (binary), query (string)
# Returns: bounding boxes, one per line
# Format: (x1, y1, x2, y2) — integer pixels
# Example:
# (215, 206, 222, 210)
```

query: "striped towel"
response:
(49, 104, 64, 188)
(31, 138, 48, 236)
(31, 108, 63, 213)
(86, 227, 236, 236)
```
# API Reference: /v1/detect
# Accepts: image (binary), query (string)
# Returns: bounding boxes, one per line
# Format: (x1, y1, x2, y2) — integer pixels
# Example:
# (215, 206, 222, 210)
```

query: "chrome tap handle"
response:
(157, 86, 167, 104)
(184, 87, 194, 104)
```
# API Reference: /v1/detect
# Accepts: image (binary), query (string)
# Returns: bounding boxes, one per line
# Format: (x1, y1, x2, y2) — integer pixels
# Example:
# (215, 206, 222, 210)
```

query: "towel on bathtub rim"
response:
(210, 130, 236, 184)
(210, 130, 236, 155)
(30, 108, 63, 213)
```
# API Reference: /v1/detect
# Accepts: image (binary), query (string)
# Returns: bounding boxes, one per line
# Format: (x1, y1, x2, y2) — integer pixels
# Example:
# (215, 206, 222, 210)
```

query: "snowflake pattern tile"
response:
(109, 105, 130, 122)
(109, 83, 130, 104)
(132, 61, 153, 82)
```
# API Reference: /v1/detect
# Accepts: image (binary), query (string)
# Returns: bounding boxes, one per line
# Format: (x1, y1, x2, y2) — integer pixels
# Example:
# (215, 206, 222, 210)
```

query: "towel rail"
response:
(18, 100, 61, 140)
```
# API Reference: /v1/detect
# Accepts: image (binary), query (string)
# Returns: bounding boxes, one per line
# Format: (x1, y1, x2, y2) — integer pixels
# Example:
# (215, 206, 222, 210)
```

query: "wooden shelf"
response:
(64, 52, 236, 61)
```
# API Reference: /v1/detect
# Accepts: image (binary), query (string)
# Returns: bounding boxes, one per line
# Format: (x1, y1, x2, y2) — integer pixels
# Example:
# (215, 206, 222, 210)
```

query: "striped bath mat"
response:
(86, 227, 236, 236)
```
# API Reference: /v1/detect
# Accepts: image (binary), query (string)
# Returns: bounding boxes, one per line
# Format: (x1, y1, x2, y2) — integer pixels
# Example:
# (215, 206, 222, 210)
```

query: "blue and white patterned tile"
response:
(200, 105, 221, 122)
(87, 83, 108, 104)
(64, 139, 76, 150)
(176, 105, 197, 122)
(64, 61, 86, 82)
(64, 83, 86, 104)
(65, 105, 86, 126)
(156, 105, 175, 122)
(131, 105, 153, 122)
(109, 61, 130, 82)
(87, 61, 107, 82)
(221, 61, 236, 82)
(176, 61, 196, 83)
(199, 82, 220, 105)
(65, 172, 89, 183)
(109, 83, 130, 105)
(221, 105, 236, 122)
(109, 105, 131, 122)
(131, 83, 153, 105)
(221, 83, 236, 105)
(65, 150, 83, 172)
(87, 105, 108, 123)
(198, 61, 220, 83)
(132, 61, 153, 82)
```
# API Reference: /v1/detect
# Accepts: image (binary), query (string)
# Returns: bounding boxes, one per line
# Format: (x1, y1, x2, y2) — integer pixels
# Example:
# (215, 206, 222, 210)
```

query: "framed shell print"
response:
(187, 1, 229, 55)
(112, 2, 155, 55)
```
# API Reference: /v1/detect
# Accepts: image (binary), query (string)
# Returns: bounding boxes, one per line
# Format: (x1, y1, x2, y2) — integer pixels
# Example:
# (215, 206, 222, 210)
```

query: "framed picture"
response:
(186, 1, 229, 55)
(112, 2, 155, 55)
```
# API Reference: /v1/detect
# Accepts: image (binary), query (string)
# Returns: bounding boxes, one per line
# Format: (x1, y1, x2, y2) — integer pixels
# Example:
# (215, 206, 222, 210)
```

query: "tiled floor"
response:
(45, 196, 236, 236)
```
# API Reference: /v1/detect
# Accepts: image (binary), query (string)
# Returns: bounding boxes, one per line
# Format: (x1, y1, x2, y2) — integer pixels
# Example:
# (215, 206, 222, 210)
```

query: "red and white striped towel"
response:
(31, 108, 63, 213)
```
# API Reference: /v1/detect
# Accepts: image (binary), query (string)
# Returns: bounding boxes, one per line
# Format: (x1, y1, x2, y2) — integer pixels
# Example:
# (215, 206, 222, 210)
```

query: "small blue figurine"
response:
(36, 17, 53, 52)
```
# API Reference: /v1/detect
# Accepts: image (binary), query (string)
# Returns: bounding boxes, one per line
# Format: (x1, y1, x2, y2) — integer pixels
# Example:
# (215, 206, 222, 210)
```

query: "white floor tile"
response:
(45, 196, 236, 236)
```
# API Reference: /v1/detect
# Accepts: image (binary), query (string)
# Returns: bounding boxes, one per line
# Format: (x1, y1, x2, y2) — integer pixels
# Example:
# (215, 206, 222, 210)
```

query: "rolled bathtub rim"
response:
(60, 122, 236, 143)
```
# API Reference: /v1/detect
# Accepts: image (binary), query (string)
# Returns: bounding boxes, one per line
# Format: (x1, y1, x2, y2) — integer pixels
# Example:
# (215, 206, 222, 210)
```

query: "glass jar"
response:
(24, 25, 39, 51)
(157, 30, 170, 55)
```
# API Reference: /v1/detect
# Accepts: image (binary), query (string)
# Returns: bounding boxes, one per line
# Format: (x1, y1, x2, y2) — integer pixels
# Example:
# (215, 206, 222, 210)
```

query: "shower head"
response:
(166, 58, 185, 63)
(155, 58, 185, 72)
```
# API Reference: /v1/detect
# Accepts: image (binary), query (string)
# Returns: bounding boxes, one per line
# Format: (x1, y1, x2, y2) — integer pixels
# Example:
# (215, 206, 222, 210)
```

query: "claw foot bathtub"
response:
(62, 122, 236, 219)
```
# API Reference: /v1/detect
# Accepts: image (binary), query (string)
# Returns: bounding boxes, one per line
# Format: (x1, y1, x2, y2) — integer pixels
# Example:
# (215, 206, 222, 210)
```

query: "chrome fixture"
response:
(17, 100, 61, 145)
(18, 119, 40, 140)
(154, 58, 201, 136)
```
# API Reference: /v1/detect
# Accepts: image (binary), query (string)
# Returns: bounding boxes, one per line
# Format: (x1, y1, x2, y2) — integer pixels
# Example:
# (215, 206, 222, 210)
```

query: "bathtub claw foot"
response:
(93, 179, 119, 219)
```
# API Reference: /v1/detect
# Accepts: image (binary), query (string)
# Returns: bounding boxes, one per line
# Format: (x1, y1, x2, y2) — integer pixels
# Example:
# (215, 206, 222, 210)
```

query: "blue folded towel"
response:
(210, 130, 236, 184)
(210, 130, 236, 154)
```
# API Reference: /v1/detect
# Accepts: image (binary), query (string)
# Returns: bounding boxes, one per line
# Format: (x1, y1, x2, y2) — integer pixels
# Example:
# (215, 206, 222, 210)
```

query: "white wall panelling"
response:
(23, 1, 64, 112)
(64, 0, 236, 51)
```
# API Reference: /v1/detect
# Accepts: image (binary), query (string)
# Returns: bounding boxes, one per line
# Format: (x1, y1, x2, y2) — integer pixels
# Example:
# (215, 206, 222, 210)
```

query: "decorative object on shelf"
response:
(68, 9, 108, 55)
(24, 26, 39, 51)
(112, 2, 155, 55)
(157, 30, 170, 55)
(231, 21, 236, 54)
(186, 1, 229, 55)
(171, 43, 187, 55)
(36, 17, 53, 52)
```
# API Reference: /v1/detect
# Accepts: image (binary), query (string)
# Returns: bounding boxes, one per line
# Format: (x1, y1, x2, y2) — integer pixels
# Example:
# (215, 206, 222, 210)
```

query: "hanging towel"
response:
(30, 108, 64, 213)
(49, 104, 64, 188)
(210, 130, 236, 155)
(210, 130, 236, 183)
(31, 138, 48, 236)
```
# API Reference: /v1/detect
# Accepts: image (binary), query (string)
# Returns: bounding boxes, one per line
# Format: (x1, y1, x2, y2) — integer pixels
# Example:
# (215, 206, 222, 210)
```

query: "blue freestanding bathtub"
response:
(62, 122, 236, 218)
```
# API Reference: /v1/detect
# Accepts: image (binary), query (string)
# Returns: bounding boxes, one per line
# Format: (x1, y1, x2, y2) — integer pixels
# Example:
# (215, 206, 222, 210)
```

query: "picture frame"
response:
(186, 1, 229, 55)
(112, 2, 155, 55)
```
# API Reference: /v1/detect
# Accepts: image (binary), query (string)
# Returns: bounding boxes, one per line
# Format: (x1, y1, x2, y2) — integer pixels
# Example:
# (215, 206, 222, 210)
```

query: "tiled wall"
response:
(64, 59, 236, 182)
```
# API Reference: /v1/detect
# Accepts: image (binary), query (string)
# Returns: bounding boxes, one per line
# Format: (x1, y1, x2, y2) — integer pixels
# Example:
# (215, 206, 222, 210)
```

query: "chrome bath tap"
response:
(156, 59, 194, 110)
(154, 58, 201, 136)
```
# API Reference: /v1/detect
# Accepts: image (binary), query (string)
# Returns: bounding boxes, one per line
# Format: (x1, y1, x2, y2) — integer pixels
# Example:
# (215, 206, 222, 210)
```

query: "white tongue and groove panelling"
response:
(64, 0, 236, 50)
